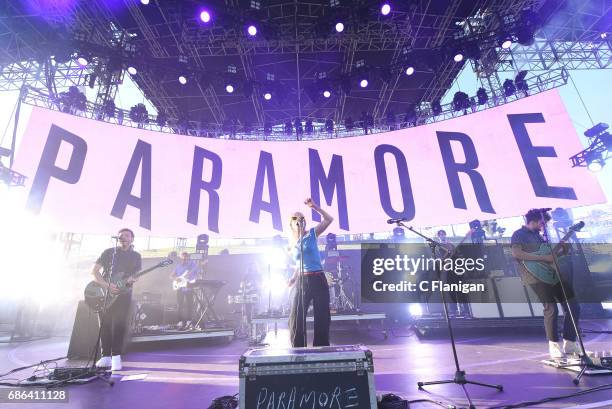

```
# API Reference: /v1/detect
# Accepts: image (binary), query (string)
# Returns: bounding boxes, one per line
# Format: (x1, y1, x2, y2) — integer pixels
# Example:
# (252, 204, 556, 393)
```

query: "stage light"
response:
(323, 90, 331, 98)
(516, 26, 535, 46)
(140, 0, 149, 4)
(127, 66, 137, 75)
(452, 91, 470, 112)
(498, 33, 513, 49)
(515, 70, 529, 93)
(405, 66, 415, 76)
(586, 152, 605, 172)
(247, 25, 257, 36)
(602, 302, 612, 310)
(179, 75, 187, 85)
(200, 10, 211, 23)
(76, 56, 88, 66)
(431, 99, 441, 116)
(335, 22, 344, 33)
(359, 79, 368, 88)
(408, 303, 423, 317)
(225, 84, 235, 93)
(503, 79, 516, 96)
(305, 119, 314, 134)
(264, 247, 287, 268)
(584, 123, 609, 138)
(325, 118, 334, 134)
(262, 272, 289, 296)
(380, 3, 391, 16)
(263, 92, 272, 100)
(476, 87, 488, 105)
(453, 52, 464, 62)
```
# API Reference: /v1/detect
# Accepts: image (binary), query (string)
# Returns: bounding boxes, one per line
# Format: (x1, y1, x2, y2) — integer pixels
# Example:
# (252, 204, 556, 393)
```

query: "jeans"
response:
(530, 281, 580, 342)
(99, 292, 131, 356)
(289, 274, 331, 348)
(177, 290, 194, 322)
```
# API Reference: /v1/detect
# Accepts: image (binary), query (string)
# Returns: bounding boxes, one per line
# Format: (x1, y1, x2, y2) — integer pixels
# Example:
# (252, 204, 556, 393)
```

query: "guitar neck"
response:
(133, 263, 165, 279)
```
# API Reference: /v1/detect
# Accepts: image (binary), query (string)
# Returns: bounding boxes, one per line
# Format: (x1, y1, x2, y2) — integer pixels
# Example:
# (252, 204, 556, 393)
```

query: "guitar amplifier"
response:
(239, 345, 377, 409)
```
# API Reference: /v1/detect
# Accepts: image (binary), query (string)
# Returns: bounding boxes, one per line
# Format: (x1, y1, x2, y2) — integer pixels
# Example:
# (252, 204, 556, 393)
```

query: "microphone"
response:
(111, 235, 121, 240)
(387, 217, 409, 224)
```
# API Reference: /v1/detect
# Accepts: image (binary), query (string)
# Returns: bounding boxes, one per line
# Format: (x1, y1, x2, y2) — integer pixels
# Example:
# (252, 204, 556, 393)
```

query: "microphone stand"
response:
(49, 237, 119, 388)
(399, 222, 502, 409)
(298, 221, 307, 347)
(539, 214, 604, 385)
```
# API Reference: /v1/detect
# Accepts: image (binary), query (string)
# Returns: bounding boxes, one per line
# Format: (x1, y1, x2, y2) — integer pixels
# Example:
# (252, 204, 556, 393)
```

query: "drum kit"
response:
(324, 255, 356, 312)
(228, 280, 259, 338)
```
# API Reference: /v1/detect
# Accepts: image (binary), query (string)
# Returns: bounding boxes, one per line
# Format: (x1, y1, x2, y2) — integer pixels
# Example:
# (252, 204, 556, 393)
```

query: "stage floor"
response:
(1, 319, 611, 409)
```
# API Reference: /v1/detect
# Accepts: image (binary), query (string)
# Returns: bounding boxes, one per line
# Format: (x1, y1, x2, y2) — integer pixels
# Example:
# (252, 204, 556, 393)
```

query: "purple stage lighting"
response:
(247, 25, 257, 36)
(381, 3, 391, 16)
(178, 75, 187, 85)
(359, 79, 368, 88)
(323, 90, 331, 98)
(335, 22, 344, 33)
(263, 92, 272, 100)
(76, 56, 88, 67)
(127, 66, 137, 75)
(140, 0, 149, 4)
(225, 84, 234, 94)
(200, 10, 211, 23)
(405, 66, 414, 76)
(453, 52, 464, 62)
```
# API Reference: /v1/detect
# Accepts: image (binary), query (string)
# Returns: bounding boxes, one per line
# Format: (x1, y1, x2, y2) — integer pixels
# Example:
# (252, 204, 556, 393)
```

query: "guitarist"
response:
(92, 228, 142, 372)
(511, 209, 580, 360)
(171, 252, 199, 329)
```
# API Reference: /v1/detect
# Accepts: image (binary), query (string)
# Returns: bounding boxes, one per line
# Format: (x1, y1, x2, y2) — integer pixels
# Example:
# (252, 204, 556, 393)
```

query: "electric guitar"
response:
(84, 258, 173, 312)
(522, 221, 584, 285)
(172, 271, 196, 290)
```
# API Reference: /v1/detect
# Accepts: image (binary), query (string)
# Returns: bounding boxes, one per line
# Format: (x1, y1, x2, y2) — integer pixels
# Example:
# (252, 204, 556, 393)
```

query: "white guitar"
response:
(172, 271, 196, 290)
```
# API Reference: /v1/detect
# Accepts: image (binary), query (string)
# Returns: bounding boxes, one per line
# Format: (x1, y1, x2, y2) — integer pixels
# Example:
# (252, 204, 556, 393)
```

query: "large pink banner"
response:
(13, 90, 605, 237)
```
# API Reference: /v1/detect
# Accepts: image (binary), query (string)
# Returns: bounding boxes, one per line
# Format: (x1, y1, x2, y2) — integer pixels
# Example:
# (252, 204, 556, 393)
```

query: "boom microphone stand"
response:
(400, 223, 502, 409)
(539, 214, 604, 385)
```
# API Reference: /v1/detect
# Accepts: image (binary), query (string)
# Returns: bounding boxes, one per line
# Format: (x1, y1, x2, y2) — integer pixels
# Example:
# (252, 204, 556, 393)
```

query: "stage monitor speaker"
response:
(493, 277, 533, 317)
(467, 279, 501, 318)
(67, 301, 100, 360)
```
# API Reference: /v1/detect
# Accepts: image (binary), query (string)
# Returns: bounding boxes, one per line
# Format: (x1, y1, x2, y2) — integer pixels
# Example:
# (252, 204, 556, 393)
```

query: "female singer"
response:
(287, 198, 334, 347)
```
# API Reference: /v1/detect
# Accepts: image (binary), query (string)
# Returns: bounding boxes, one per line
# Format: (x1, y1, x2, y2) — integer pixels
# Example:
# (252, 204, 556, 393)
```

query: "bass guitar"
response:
(84, 258, 173, 312)
(522, 221, 584, 285)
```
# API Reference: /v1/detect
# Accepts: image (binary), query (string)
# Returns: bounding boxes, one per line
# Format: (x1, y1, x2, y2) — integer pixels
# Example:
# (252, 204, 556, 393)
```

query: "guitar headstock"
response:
(569, 221, 585, 233)
(159, 258, 174, 267)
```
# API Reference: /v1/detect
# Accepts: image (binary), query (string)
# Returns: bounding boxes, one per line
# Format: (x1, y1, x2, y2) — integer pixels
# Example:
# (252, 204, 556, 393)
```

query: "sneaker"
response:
(111, 355, 122, 372)
(549, 341, 565, 360)
(563, 339, 590, 356)
(95, 356, 111, 368)
(563, 339, 578, 355)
